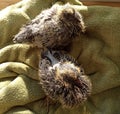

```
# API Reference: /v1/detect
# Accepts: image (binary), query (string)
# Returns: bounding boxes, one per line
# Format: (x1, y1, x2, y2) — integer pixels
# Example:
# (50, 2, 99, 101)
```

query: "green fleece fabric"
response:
(0, 0, 120, 114)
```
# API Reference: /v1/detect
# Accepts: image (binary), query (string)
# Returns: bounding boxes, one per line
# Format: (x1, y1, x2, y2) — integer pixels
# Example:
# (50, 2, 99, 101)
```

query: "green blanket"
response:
(0, 0, 120, 114)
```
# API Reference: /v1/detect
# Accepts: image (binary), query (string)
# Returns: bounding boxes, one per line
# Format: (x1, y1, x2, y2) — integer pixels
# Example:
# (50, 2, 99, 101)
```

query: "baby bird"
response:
(13, 3, 85, 49)
(39, 50, 92, 108)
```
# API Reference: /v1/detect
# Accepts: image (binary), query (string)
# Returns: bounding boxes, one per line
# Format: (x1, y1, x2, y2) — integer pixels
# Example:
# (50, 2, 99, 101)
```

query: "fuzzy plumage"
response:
(13, 3, 85, 49)
(39, 50, 92, 108)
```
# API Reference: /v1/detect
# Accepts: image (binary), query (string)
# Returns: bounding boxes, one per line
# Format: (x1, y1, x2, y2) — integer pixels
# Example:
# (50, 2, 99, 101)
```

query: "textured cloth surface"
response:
(0, 0, 120, 114)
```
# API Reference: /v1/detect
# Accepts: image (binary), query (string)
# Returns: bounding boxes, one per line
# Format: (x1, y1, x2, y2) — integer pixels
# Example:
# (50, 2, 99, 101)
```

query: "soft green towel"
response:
(0, 0, 120, 114)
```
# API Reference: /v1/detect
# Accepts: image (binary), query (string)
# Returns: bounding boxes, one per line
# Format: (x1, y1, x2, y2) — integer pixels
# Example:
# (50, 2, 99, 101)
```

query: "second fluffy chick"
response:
(39, 50, 92, 108)
(13, 3, 85, 49)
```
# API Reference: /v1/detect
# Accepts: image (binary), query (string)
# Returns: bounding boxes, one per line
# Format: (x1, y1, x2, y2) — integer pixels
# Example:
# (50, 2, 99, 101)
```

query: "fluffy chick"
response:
(39, 50, 92, 108)
(13, 3, 85, 49)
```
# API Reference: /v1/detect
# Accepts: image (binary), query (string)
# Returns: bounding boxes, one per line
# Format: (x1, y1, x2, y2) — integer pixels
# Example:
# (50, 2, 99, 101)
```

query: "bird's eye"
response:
(80, 68, 84, 74)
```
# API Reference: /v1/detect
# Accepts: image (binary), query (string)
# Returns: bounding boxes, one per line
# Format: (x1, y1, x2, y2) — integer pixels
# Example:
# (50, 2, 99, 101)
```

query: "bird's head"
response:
(56, 3, 86, 33)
